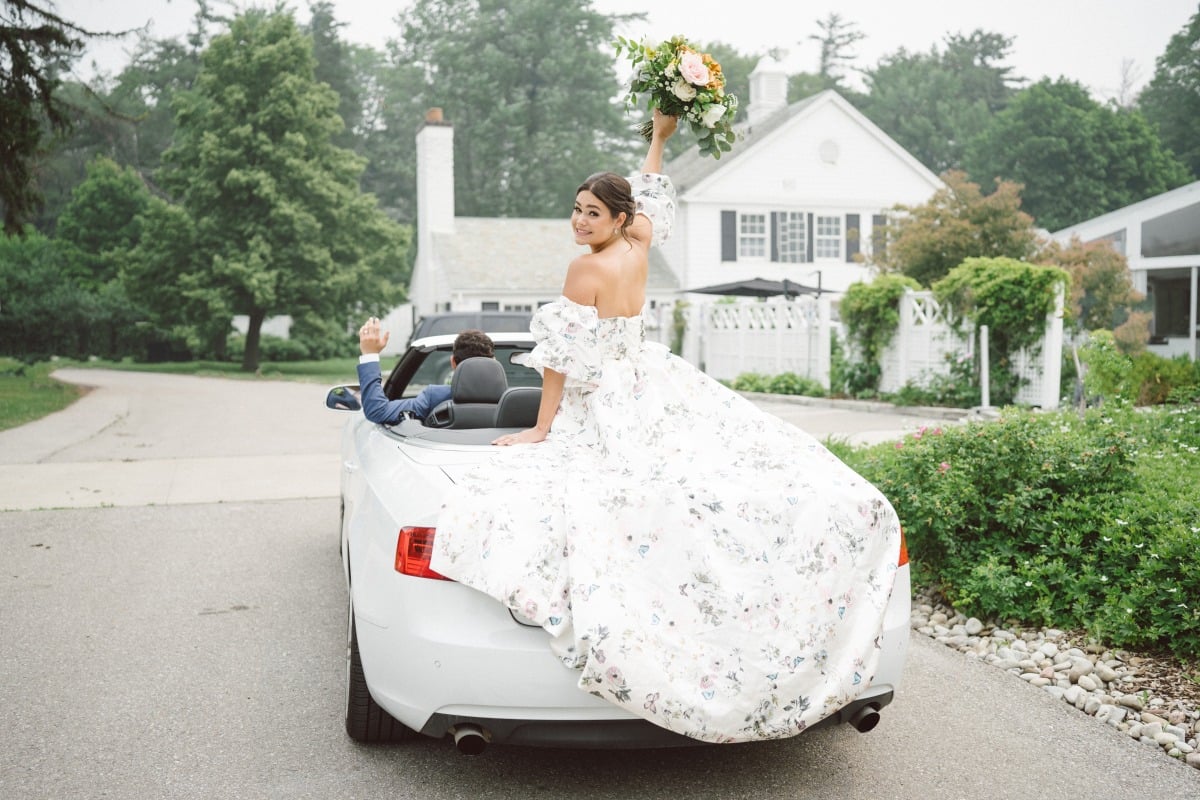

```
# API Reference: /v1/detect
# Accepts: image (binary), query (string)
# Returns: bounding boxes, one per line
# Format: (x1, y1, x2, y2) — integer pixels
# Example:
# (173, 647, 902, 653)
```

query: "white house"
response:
(407, 60, 944, 327)
(406, 108, 680, 323)
(1052, 180, 1200, 361)
(663, 60, 943, 300)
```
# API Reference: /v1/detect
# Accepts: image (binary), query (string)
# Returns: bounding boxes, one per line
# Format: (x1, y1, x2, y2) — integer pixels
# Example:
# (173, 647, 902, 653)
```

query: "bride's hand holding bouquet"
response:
(614, 35, 739, 159)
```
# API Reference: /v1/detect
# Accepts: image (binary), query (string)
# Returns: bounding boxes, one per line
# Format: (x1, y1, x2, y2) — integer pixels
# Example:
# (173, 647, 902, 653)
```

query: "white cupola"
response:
(748, 56, 788, 125)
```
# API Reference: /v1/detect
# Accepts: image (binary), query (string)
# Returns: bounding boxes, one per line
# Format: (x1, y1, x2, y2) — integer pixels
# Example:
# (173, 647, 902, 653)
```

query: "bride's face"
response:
(572, 190, 617, 246)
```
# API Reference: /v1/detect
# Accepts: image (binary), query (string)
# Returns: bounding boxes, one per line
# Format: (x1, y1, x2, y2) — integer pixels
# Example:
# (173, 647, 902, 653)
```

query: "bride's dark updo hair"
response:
(577, 172, 636, 233)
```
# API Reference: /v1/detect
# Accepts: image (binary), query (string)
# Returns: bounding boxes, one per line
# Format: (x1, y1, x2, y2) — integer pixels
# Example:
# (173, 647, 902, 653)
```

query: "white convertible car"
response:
(325, 331, 911, 754)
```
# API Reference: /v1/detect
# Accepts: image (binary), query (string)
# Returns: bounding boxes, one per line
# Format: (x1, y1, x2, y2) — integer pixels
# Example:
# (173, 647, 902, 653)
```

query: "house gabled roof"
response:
(1052, 179, 1200, 238)
(666, 89, 941, 196)
(432, 218, 678, 294)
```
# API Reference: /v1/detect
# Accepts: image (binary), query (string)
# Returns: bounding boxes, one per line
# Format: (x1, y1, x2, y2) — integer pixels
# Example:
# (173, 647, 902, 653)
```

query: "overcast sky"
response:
(57, 0, 1198, 101)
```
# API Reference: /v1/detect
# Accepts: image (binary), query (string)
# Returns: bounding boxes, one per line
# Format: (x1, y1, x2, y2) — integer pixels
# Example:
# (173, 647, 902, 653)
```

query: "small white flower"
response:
(1115, 519, 1128, 526)
(1100, 575, 1109, 582)
(1024, 581, 1033, 587)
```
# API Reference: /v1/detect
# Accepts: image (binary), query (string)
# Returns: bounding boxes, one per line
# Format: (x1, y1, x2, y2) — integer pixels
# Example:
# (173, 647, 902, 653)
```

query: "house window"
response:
(1141, 202, 1200, 257)
(775, 212, 807, 263)
(739, 213, 767, 259)
(503, 303, 532, 312)
(481, 301, 500, 311)
(815, 215, 841, 259)
(871, 214, 888, 258)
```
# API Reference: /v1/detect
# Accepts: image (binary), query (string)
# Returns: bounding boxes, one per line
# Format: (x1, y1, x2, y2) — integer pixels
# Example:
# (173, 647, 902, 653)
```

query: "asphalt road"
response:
(1, 369, 1198, 799)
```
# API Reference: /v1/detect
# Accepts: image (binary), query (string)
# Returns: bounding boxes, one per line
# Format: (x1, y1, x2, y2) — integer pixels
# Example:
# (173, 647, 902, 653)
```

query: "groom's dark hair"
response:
(453, 329, 494, 363)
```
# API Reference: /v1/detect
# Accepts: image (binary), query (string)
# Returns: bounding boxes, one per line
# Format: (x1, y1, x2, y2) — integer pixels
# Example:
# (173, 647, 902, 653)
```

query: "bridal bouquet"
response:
(614, 35, 739, 159)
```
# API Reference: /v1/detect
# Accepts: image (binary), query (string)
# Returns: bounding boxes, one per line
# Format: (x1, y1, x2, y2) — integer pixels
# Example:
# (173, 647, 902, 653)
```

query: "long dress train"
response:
(429, 176, 902, 743)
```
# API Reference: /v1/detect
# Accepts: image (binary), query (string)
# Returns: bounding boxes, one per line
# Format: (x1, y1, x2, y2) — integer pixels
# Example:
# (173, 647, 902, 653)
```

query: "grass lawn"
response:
(0, 356, 360, 432)
(68, 357, 361, 383)
(0, 359, 88, 432)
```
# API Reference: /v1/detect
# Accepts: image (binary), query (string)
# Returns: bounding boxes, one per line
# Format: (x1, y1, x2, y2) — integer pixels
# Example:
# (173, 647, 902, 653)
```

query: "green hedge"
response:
(731, 371, 826, 397)
(843, 404, 1200, 661)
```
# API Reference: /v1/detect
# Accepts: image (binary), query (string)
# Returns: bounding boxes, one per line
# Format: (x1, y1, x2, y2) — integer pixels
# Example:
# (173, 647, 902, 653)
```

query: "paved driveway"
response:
(1, 368, 1198, 798)
(0, 369, 956, 511)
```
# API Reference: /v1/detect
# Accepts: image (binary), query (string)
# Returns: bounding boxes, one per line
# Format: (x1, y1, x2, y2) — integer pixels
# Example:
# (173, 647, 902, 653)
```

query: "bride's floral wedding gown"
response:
(430, 176, 903, 743)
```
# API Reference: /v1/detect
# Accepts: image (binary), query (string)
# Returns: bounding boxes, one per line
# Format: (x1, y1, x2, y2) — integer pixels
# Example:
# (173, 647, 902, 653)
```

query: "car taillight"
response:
(395, 527, 451, 580)
(898, 528, 909, 567)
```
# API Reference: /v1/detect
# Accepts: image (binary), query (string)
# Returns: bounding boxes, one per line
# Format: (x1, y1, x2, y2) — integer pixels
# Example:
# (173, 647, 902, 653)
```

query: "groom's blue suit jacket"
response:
(357, 359, 451, 424)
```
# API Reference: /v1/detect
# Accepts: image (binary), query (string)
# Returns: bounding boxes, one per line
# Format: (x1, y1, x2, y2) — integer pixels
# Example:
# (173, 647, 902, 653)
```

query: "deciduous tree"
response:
(1038, 236, 1149, 351)
(858, 30, 1019, 174)
(1138, 7, 1200, 178)
(965, 78, 1191, 231)
(382, 0, 636, 219)
(55, 155, 151, 287)
(874, 170, 1038, 287)
(130, 8, 407, 370)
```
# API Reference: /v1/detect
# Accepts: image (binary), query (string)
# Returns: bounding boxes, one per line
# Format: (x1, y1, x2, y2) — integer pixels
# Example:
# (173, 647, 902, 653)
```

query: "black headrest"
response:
(451, 357, 507, 403)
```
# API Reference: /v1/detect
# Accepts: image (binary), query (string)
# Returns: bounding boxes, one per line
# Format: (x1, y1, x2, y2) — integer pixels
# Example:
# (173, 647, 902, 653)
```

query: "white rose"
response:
(672, 79, 697, 102)
(700, 103, 727, 128)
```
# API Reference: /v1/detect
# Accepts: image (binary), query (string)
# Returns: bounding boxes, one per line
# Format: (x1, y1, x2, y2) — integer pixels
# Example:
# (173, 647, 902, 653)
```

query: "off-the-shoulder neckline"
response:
(553, 296, 642, 321)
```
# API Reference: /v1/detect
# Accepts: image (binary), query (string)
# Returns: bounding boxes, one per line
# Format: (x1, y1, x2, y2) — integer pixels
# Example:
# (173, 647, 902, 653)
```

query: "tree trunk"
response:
(242, 308, 266, 372)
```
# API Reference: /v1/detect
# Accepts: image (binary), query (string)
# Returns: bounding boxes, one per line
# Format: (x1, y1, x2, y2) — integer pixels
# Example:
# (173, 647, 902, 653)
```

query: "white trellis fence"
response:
(652, 297, 831, 387)
(878, 290, 1064, 409)
(653, 288, 1063, 409)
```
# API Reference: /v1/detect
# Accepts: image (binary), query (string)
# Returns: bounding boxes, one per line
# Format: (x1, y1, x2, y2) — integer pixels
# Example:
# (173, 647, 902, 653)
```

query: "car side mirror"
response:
(326, 384, 362, 411)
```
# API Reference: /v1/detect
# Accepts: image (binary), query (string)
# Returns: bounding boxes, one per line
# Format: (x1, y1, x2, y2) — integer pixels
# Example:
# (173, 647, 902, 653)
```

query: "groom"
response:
(356, 317, 495, 424)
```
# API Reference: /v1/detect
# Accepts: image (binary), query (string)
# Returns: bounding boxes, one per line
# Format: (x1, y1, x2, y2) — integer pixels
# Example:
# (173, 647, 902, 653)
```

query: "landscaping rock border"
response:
(911, 588, 1200, 771)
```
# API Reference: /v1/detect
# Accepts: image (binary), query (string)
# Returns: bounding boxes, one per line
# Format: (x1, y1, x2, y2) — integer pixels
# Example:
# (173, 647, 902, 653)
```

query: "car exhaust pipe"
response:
(452, 724, 489, 755)
(848, 705, 881, 733)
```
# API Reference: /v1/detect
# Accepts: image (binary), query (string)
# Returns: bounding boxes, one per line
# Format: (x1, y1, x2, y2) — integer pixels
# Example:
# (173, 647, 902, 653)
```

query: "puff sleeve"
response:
(628, 173, 676, 248)
(512, 299, 604, 389)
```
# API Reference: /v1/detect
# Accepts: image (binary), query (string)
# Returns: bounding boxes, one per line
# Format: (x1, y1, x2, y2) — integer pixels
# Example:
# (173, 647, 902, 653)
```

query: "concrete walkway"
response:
(0, 368, 968, 511)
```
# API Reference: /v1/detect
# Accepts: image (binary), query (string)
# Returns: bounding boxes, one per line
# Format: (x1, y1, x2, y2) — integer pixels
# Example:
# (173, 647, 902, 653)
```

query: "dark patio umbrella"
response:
(683, 277, 824, 298)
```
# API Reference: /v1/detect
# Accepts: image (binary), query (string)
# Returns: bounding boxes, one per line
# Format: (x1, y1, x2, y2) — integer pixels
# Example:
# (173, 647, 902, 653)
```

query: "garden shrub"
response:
(768, 372, 826, 397)
(843, 404, 1200, 661)
(889, 352, 978, 408)
(1081, 330, 1200, 406)
(730, 372, 771, 393)
(731, 372, 826, 397)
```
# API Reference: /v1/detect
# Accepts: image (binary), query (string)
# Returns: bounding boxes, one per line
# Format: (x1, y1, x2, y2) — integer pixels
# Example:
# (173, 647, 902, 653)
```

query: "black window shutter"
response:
(770, 212, 779, 262)
(845, 214, 860, 263)
(721, 210, 737, 261)
(805, 213, 814, 263)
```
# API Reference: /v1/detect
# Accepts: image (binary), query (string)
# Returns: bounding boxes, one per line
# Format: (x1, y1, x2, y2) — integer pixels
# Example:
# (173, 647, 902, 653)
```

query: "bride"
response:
(431, 110, 903, 743)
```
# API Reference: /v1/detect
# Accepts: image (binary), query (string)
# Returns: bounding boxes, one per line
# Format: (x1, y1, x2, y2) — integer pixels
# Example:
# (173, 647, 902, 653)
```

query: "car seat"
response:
(424, 357, 508, 429)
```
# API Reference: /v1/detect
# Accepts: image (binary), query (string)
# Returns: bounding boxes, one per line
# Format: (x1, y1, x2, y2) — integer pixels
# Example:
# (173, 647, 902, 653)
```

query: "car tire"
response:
(346, 600, 411, 743)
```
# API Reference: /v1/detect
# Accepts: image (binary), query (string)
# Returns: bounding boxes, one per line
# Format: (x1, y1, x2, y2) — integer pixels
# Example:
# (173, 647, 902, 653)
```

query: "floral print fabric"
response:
(431, 298, 903, 743)
(628, 172, 675, 247)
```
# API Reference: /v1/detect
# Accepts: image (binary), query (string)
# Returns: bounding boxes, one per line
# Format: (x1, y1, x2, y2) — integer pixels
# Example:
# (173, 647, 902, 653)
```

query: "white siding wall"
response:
(670, 96, 940, 296)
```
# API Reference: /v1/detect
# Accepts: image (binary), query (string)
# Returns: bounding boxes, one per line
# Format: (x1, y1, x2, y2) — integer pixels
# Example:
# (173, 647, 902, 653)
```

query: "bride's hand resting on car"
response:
(493, 427, 548, 446)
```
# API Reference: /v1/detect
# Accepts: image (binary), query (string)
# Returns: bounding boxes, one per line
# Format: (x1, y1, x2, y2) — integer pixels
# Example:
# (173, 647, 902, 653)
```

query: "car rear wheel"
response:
(346, 598, 411, 743)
